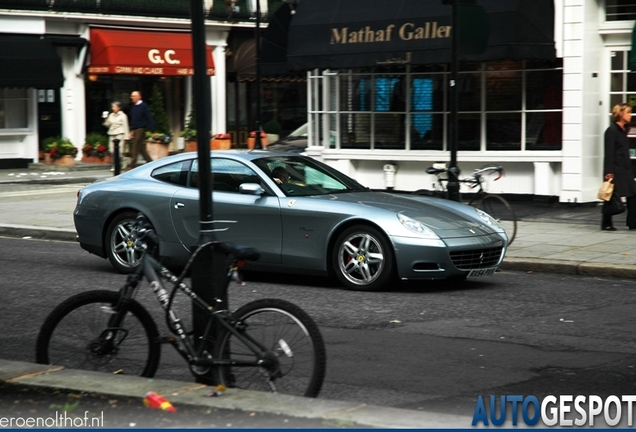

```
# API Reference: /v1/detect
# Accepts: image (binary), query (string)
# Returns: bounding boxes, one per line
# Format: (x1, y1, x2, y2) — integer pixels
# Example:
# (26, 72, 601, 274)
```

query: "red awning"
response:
(88, 28, 215, 76)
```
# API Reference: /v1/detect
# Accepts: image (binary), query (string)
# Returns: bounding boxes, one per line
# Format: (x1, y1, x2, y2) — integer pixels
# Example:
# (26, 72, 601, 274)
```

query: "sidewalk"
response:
(1, 162, 636, 428)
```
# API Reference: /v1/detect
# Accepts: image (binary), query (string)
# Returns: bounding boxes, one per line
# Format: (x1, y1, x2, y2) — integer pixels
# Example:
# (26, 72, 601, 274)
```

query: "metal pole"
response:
(447, 0, 460, 201)
(112, 138, 121, 175)
(190, 0, 220, 384)
(253, 0, 263, 149)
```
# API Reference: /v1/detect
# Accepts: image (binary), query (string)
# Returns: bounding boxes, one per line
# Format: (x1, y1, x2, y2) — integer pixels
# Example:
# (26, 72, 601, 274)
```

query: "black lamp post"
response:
(446, 0, 461, 202)
(253, 0, 263, 149)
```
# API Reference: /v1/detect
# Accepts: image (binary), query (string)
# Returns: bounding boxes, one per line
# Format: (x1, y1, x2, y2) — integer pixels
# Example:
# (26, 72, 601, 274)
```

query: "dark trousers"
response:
(129, 128, 152, 168)
(602, 195, 636, 229)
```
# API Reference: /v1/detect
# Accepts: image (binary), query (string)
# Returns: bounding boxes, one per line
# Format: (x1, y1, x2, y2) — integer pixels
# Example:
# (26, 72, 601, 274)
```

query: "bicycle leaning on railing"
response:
(35, 214, 327, 398)
(415, 164, 517, 245)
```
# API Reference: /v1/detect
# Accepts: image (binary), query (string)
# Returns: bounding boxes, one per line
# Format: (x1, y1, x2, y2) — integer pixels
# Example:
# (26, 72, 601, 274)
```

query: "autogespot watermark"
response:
(472, 394, 636, 427)
(0, 411, 104, 428)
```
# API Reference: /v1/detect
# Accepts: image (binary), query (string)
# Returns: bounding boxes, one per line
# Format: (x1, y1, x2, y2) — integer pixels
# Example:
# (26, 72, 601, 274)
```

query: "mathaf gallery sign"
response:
(330, 22, 452, 45)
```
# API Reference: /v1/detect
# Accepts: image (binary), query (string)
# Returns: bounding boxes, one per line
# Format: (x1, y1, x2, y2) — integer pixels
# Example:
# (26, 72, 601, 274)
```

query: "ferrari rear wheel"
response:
(332, 225, 394, 291)
(105, 211, 148, 274)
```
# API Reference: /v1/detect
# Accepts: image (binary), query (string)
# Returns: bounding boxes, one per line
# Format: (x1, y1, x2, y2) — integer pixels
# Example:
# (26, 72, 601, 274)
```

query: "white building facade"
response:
(300, 0, 636, 204)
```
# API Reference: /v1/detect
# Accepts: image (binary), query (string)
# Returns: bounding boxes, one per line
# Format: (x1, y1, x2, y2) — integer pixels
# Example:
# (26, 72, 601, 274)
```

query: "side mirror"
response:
(239, 183, 265, 195)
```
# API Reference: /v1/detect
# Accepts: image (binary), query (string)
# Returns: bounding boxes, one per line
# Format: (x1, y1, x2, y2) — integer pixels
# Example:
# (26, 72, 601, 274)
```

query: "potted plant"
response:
(180, 106, 197, 152)
(44, 137, 78, 166)
(211, 132, 232, 150)
(146, 83, 171, 159)
(247, 130, 267, 149)
(263, 120, 282, 144)
(82, 132, 111, 164)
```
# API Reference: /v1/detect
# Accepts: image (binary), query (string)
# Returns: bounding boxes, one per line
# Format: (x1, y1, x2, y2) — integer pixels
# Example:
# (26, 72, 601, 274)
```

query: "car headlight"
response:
(397, 214, 440, 239)
(475, 208, 501, 228)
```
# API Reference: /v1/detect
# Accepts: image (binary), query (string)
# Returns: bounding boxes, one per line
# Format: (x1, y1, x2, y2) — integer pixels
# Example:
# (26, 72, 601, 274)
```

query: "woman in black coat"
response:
(603, 103, 636, 230)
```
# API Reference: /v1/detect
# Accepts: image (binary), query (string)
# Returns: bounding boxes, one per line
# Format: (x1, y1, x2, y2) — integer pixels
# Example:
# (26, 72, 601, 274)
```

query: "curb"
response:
(500, 257, 636, 279)
(0, 360, 471, 429)
(0, 225, 77, 242)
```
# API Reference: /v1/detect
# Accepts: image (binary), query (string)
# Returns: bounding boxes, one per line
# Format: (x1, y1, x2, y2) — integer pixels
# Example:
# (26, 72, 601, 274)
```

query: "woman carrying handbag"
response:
(602, 103, 636, 231)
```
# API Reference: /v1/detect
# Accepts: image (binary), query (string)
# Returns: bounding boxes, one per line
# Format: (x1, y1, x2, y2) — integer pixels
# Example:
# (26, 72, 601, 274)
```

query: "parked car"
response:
(267, 123, 308, 153)
(74, 150, 508, 291)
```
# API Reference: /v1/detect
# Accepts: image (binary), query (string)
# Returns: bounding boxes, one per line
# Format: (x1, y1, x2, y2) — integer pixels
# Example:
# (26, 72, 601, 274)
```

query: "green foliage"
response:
(41, 136, 59, 152)
(85, 132, 108, 146)
(149, 83, 170, 135)
(263, 120, 282, 135)
(180, 106, 197, 140)
(44, 137, 78, 159)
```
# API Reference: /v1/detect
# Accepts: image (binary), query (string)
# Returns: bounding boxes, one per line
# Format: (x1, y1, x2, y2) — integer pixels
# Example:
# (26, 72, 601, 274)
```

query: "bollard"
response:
(113, 138, 121, 175)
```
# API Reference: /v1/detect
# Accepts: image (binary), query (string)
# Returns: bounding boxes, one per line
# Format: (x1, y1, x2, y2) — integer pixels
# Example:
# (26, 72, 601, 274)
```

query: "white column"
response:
(211, 44, 227, 135)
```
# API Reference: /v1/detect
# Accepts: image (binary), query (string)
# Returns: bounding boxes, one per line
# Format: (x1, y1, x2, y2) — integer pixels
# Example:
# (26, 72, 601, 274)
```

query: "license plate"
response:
(467, 267, 497, 278)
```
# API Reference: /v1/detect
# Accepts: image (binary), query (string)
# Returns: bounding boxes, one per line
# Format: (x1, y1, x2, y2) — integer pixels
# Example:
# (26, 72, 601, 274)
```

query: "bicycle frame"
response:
(111, 242, 270, 371)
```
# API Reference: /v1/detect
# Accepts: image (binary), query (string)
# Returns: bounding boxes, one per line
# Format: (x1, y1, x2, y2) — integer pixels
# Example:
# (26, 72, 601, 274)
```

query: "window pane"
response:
(611, 51, 625, 70)
(611, 73, 624, 92)
(526, 112, 563, 150)
(486, 71, 521, 111)
(6, 99, 27, 128)
(0, 100, 5, 128)
(458, 72, 481, 111)
(411, 75, 444, 112)
(411, 113, 443, 150)
(627, 72, 636, 92)
(527, 70, 563, 109)
(340, 113, 370, 149)
(610, 94, 625, 108)
(375, 76, 404, 112)
(374, 114, 404, 149)
(486, 113, 521, 150)
(458, 113, 480, 151)
(339, 74, 371, 111)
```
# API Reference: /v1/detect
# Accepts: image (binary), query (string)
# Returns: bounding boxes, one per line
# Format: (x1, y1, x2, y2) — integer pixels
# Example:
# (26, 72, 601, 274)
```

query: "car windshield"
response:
(253, 155, 368, 197)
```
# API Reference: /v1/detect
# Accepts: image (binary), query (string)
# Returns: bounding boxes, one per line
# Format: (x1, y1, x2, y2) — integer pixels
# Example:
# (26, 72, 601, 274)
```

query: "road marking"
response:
(0, 186, 81, 198)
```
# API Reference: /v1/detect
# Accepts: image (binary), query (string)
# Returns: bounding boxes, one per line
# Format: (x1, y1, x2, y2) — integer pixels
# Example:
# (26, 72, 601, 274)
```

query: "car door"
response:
(169, 157, 283, 264)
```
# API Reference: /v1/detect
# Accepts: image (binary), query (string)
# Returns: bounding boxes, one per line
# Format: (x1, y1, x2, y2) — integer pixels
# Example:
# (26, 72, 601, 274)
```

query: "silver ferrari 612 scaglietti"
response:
(74, 150, 508, 291)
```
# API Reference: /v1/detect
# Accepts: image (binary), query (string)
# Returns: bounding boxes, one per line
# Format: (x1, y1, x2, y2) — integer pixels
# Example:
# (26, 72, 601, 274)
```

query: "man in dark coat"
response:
(603, 103, 636, 230)
(127, 90, 155, 170)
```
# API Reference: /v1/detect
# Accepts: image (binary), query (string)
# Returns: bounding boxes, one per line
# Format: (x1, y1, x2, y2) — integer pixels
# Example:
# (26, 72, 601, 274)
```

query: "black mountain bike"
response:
(36, 215, 327, 397)
(417, 164, 517, 245)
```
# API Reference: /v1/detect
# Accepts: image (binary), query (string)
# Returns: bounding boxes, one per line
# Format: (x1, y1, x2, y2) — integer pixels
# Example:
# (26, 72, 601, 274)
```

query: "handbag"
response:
(598, 179, 614, 201)
(602, 192, 625, 216)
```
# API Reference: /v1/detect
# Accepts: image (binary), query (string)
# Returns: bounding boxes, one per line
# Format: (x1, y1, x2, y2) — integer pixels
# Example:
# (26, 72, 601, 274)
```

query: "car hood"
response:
(312, 191, 498, 238)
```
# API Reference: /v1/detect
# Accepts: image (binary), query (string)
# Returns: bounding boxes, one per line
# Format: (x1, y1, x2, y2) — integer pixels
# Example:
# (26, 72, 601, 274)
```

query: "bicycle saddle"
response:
(426, 167, 446, 175)
(215, 242, 260, 261)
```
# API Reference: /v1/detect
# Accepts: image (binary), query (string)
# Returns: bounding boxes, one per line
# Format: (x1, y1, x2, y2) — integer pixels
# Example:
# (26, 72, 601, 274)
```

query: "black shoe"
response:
(602, 226, 617, 231)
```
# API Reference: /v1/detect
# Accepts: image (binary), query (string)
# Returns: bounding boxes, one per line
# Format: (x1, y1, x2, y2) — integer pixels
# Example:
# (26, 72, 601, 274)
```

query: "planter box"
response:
(247, 136, 268, 149)
(185, 139, 197, 152)
(211, 138, 232, 150)
(146, 141, 169, 160)
(82, 155, 112, 164)
(53, 155, 76, 167)
(44, 153, 76, 166)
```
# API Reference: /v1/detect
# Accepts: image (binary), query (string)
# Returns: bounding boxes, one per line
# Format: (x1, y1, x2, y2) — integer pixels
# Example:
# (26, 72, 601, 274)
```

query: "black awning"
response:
(0, 36, 64, 88)
(287, 0, 556, 70)
(260, 3, 295, 76)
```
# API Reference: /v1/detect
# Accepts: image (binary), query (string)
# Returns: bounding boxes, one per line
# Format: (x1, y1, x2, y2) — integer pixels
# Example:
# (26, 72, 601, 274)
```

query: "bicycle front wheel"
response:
(35, 290, 161, 377)
(476, 194, 517, 245)
(214, 298, 326, 398)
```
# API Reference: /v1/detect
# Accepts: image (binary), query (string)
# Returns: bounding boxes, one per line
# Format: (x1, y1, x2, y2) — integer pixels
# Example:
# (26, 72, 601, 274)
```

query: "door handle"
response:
(174, 202, 185, 209)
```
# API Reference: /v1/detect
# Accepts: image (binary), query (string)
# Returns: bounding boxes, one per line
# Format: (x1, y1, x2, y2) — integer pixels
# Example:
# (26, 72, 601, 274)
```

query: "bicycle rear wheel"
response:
(475, 194, 517, 245)
(214, 298, 326, 398)
(35, 290, 161, 377)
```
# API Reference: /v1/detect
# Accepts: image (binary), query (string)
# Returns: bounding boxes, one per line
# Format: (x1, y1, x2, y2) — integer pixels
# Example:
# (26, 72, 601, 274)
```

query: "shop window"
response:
(606, 0, 636, 21)
(317, 60, 562, 152)
(0, 88, 28, 129)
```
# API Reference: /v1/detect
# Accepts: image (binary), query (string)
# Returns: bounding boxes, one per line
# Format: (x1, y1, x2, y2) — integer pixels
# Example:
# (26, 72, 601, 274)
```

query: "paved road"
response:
(2, 237, 636, 427)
